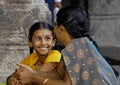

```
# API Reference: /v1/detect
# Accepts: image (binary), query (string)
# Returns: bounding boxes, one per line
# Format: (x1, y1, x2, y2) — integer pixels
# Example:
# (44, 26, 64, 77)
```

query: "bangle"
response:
(43, 78, 49, 85)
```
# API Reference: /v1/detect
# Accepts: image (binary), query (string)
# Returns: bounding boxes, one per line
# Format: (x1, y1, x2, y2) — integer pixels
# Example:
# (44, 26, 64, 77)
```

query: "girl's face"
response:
(29, 29, 55, 56)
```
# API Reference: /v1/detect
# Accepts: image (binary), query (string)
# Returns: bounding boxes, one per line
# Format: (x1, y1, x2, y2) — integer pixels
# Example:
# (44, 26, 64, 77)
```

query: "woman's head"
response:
(28, 22, 56, 55)
(55, 6, 90, 39)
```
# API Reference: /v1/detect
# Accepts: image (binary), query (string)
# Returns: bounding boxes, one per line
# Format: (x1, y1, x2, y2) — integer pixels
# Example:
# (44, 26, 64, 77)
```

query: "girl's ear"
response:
(28, 41, 32, 47)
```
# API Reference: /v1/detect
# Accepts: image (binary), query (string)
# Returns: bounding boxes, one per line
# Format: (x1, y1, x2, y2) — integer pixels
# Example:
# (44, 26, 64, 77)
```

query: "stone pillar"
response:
(89, 0, 120, 59)
(0, 0, 51, 82)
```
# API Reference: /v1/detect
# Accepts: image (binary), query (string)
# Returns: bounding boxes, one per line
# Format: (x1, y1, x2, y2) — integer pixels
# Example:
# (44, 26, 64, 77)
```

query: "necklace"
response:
(35, 60, 42, 71)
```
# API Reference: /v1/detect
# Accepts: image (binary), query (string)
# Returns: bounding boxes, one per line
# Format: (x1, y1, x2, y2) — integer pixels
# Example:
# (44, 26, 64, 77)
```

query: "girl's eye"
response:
(36, 37, 41, 41)
(45, 37, 50, 41)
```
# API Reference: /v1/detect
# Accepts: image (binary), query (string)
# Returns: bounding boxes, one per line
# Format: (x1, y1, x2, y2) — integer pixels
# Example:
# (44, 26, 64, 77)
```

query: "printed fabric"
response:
(62, 37, 118, 85)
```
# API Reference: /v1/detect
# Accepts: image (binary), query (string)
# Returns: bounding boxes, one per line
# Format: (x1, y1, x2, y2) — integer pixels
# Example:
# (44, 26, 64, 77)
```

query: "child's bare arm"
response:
(40, 62, 58, 72)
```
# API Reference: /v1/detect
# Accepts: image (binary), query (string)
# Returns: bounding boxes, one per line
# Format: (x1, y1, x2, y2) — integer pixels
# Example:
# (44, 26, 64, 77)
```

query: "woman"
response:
(54, 6, 118, 85)
(18, 5, 119, 85)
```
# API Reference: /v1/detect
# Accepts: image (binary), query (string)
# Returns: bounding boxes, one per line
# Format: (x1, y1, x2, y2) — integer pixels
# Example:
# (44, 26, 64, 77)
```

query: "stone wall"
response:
(0, 0, 51, 82)
(89, 0, 120, 59)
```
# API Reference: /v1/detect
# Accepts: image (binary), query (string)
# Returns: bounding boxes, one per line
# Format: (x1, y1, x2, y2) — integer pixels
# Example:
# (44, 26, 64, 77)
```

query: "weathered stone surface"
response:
(89, 1, 120, 84)
(0, 0, 51, 45)
(89, 0, 120, 47)
(89, 0, 120, 67)
(90, 18, 120, 46)
(6, 0, 31, 3)
(0, 0, 51, 83)
(0, 45, 29, 82)
(89, 0, 120, 14)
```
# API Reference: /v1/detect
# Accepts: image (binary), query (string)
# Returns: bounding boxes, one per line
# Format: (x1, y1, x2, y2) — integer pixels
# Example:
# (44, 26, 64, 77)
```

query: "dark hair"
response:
(70, 0, 81, 7)
(28, 22, 55, 54)
(56, 6, 100, 52)
(57, 6, 90, 39)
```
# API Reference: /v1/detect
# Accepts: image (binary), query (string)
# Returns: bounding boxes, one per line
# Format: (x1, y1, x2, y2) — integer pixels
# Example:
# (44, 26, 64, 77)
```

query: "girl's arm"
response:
(31, 70, 71, 85)
(40, 62, 58, 72)
(18, 61, 72, 85)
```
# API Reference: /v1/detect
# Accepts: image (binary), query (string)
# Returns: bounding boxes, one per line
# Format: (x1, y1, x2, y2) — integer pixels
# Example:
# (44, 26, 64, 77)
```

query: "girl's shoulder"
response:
(45, 50, 62, 62)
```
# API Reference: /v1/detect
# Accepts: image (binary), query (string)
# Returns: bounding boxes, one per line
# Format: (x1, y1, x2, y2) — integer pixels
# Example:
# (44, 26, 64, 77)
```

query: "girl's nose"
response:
(41, 39, 46, 44)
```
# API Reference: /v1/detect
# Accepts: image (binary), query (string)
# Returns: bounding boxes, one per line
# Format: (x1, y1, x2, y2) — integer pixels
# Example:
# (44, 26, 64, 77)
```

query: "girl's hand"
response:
(7, 76, 19, 85)
(17, 64, 36, 84)
(7, 67, 23, 85)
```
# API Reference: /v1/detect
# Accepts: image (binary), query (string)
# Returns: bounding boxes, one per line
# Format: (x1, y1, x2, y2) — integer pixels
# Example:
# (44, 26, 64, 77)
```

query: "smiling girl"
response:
(7, 22, 62, 85)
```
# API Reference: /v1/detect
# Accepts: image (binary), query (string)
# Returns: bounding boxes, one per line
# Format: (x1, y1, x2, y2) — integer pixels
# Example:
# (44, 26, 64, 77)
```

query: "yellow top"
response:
(21, 50, 61, 70)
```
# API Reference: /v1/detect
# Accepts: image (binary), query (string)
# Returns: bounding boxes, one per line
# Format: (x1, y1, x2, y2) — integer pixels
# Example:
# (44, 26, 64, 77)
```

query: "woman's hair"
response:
(56, 6, 90, 39)
(56, 5, 99, 51)
(28, 22, 55, 54)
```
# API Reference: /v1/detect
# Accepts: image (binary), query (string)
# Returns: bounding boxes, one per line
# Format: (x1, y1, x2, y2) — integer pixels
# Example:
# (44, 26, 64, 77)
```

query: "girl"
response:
(7, 22, 62, 85)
